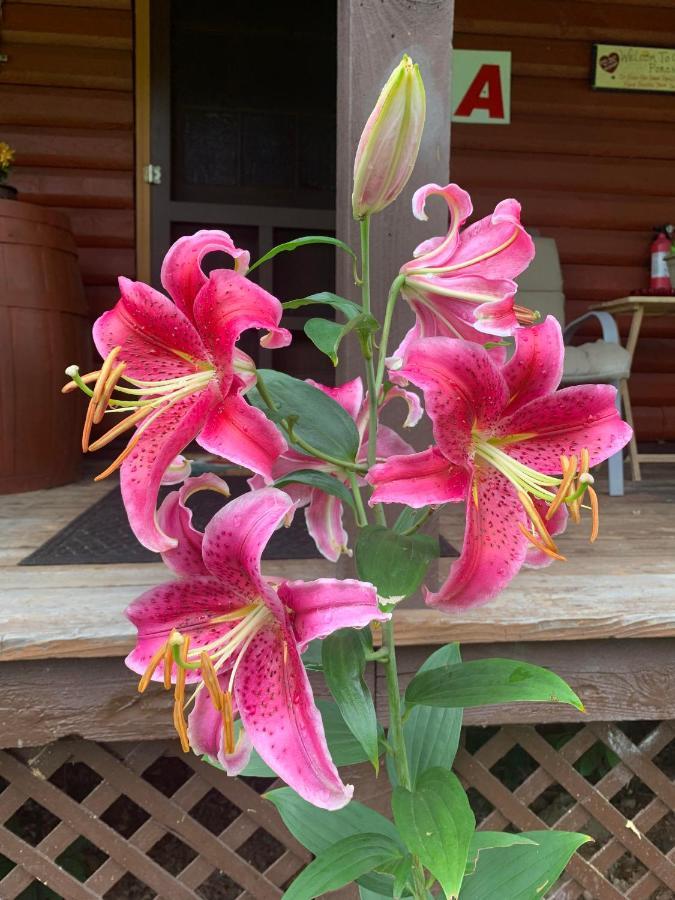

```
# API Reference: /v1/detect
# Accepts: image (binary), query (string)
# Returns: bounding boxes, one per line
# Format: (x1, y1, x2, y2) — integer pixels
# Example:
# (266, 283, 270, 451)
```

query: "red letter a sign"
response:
(451, 51, 511, 124)
(455, 64, 504, 118)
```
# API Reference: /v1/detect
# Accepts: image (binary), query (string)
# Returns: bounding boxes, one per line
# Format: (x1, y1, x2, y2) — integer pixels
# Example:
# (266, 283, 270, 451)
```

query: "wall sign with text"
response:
(593, 44, 675, 94)
(451, 50, 511, 124)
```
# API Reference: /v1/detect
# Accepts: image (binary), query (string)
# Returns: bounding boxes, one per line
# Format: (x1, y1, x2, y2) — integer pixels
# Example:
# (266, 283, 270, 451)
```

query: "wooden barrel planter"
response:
(0, 200, 89, 494)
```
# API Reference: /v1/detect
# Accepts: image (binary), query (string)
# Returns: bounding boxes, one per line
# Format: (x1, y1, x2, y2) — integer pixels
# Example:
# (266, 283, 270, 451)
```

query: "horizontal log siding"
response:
(0, 0, 134, 319)
(453, 0, 675, 440)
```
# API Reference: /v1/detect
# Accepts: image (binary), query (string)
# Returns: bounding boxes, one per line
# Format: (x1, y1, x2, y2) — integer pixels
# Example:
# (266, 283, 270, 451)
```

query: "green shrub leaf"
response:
(355, 526, 439, 600)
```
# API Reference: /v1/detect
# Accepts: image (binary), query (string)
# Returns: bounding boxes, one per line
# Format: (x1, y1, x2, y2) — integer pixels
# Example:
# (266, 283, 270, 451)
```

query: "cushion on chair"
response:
(515, 237, 566, 325)
(562, 340, 631, 384)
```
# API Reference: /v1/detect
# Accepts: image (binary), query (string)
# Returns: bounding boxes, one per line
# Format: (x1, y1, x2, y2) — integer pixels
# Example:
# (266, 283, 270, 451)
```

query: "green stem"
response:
(375, 273, 406, 393)
(347, 471, 368, 527)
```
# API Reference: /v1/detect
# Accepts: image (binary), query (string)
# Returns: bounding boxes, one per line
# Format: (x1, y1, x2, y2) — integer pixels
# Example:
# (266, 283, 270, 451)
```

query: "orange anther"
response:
(138, 642, 167, 693)
(221, 691, 235, 755)
(200, 651, 223, 711)
(587, 486, 599, 543)
(173, 700, 190, 753)
(518, 522, 567, 562)
(546, 455, 578, 520)
(517, 491, 556, 550)
(93, 362, 126, 424)
(174, 635, 191, 707)
(163, 640, 173, 690)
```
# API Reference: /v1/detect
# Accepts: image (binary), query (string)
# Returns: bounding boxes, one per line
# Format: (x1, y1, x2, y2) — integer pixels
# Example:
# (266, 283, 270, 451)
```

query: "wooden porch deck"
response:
(1, 464, 674, 663)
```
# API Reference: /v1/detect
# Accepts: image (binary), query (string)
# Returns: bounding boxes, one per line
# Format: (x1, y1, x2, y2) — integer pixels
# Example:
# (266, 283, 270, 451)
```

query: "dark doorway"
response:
(149, 1, 338, 382)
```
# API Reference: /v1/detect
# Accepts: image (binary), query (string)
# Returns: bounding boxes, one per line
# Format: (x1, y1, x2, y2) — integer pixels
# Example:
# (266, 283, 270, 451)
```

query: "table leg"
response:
(620, 378, 641, 482)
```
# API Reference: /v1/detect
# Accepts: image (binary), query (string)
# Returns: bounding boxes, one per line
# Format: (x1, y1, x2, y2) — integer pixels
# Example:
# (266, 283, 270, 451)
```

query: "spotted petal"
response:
(161, 229, 250, 323)
(502, 317, 564, 415)
(426, 467, 528, 610)
(304, 489, 348, 562)
(125, 575, 248, 684)
(187, 676, 253, 774)
(235, 622, 353, 809)
(278, 578, 386, 652)
(368, 447, 469, 508)
(93, 277, 207, 382)
(157, 473, 230, 576)
(497, 384, 633, 473)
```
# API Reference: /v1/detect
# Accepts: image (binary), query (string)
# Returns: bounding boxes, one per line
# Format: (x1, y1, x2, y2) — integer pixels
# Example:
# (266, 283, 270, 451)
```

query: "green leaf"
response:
(248, 236, 357, 273)
(266, 788, 403, 895)
(459, 831, 591, 899)
(304, 311, 379, 366)
(393, 506, 433, 535)
(392, 768, 475, 900)
(322, 629, 380, 771)
(283, 833, 404, 900)
(248, 369, 360, 461)
(301, 638, 323, 672)
(400, 644, 463, 788)
(405, 659, 584, 712)
(355, 526, 439, 600)
(273, 468, 355, 510)
(464, 832, 539, 877)
(283, 291, 362, 319)
(317, 699, 385, 767)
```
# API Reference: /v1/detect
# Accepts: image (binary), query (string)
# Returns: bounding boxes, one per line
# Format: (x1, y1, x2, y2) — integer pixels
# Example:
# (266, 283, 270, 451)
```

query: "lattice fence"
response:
(0, 723, 673, 899)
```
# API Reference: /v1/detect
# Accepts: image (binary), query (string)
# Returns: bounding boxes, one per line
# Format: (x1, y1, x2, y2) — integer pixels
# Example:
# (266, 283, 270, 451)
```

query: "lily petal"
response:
(368, 447, 469, 507)
(161, 455, 192, 485)
(198, 389, 287, 481)
(194, 269, 291, 391)
(125, 575, 246, 683)
(307, 377, 364, 421)
(382, 385, 424, 427)
(201, 487, 294, 608)
(399, 337, 509, 464)
(235, 622, 353, 809)
(120, 386, 218, 552)
(158, 473, 230, 576)
(93, 277, 206, 382)
(498, 384, 633, 473)
(405, 183, 472, 267)
(502, 317, 564, 415)
(188, 676, 253, 775)
(278, 578, 385, 652)
(161, 229, 251, 323)
(305, 489, 348, 562)
(426, 467, 528, 610)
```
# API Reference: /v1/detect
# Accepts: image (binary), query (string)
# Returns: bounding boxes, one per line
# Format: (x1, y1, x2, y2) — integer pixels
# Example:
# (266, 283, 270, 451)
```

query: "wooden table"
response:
(591, 295, 675, 480)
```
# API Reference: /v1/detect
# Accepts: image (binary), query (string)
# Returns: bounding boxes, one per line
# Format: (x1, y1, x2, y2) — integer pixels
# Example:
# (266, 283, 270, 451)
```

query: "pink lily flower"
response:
(63, 230, 291, 552)
(391, 183, 536, 365)
(368, 317, 632, 609)
(127, 481, 387, 810)
(249, 376, 422, 560)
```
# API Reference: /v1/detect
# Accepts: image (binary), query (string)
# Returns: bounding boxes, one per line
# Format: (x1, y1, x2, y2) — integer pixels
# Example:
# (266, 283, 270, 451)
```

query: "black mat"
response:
(20, 476, 457, 565)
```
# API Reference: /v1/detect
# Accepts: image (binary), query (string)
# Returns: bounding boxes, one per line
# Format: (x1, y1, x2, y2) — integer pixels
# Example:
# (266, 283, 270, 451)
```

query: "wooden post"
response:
(336, 0, 455, 376)
(335, 0, 455, 593)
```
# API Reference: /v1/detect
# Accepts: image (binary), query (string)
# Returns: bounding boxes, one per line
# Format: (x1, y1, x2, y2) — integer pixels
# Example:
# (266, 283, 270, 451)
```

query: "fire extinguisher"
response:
(650, 226, 672, 291)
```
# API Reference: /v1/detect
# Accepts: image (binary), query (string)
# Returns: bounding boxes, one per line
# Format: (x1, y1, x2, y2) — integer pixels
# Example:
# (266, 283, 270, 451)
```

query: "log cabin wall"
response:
(452, 0, 675, 441)
(0, 0, 135, 321)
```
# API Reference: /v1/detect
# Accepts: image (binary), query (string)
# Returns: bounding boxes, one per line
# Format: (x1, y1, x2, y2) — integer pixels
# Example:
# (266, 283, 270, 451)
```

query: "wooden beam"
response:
(134, 0, 151, 283)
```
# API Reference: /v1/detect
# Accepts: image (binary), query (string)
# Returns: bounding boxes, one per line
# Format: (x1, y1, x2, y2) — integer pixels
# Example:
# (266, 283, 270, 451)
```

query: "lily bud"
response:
(352, 55, 426, 220)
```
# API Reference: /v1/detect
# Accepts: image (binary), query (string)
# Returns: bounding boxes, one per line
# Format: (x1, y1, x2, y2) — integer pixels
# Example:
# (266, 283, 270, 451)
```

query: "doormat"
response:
(20, 477, 457, 565)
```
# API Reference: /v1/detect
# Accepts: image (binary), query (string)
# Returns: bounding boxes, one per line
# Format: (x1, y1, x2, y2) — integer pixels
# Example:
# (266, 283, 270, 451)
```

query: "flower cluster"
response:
(63, 55, 631, 828)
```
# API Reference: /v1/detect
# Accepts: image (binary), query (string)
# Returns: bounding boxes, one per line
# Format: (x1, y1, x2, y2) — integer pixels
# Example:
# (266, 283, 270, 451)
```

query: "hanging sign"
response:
(451, 50, 511, 125)
(593, 44, 675, 93)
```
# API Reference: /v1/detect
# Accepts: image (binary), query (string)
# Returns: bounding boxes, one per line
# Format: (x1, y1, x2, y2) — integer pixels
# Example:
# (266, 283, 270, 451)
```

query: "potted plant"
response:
(0, 142, 17, 199)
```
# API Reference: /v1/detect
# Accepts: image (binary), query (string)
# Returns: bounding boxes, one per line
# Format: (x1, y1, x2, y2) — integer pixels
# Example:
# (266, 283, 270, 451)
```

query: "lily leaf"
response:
(392, 768, 475, 900)
(393, 506, 434, 535)
(323, 629, 380, 771)
(459, 831, 591, 899)
(283, 833, 404, 900)
(248, 236, 357, 273)
(405, 658, 584, 712)
(464, 832, 539, 877)
(248, 369, 360, 461)
(283, 291, 362, 319)
(356, 525, 439, 600)
(305, 312, 378, 366)
(273, 468, 355, 509)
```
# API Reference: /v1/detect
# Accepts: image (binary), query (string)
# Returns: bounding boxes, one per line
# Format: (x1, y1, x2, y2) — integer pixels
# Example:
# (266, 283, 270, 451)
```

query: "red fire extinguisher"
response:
(650, 226, 672, 291)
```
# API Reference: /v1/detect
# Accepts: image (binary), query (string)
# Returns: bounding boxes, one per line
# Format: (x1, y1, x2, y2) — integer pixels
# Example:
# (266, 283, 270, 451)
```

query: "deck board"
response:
(1, 467, 674, 661)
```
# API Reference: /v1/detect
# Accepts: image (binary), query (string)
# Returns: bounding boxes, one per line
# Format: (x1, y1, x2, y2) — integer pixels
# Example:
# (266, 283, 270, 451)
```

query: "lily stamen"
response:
(587, 485, 599, 542)
(517, 491, 557, 552)
(518, 523, 567, 561)
(93, 362, 126, 424)
(546, 455, 578, 520)
(221, 691, 235, 755)
(173, 699, 190, 753)
(137, 643, 167, 694)
(200, 651, 223, 711)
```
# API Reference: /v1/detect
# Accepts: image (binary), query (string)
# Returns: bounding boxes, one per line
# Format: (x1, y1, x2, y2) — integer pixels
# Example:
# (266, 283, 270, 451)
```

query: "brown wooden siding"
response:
(0, 0, 135, 321)
(453, 0, 675, 440)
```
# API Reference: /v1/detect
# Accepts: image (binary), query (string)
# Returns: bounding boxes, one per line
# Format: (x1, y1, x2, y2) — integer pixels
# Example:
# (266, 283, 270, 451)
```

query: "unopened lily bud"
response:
(352, 55, 426, 220)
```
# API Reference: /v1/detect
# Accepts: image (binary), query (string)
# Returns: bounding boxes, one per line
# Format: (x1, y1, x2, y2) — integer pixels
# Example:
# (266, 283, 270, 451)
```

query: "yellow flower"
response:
(0, 142, 15, 171)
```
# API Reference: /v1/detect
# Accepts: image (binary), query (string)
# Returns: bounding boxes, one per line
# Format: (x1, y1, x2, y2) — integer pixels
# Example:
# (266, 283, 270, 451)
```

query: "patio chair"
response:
(516, 236, 633, 496)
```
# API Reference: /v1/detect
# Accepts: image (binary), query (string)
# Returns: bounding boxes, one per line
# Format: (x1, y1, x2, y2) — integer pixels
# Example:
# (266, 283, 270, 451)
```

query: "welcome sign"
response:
(593, 44, 675, 93)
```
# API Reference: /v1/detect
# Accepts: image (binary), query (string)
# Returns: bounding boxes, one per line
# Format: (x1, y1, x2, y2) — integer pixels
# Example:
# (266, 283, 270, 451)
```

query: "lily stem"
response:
(359, 216, 387, 527)
(375, 273, 406, 394)
(347, 471, 368, 527)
